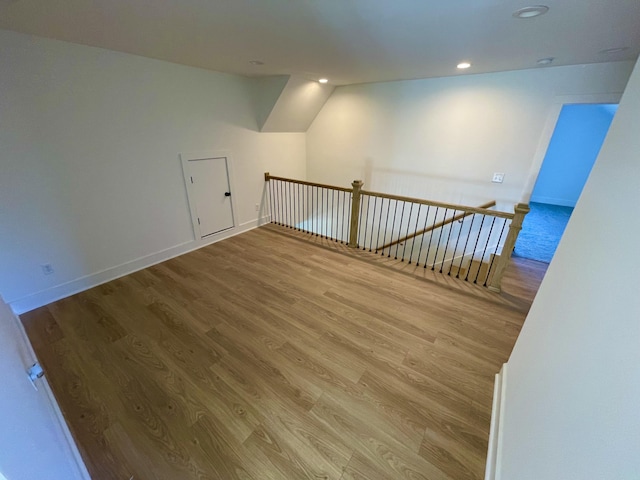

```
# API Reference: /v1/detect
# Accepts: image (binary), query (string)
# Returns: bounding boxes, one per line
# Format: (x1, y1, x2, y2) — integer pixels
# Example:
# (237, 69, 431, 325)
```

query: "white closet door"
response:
(188, 157, 234, 238)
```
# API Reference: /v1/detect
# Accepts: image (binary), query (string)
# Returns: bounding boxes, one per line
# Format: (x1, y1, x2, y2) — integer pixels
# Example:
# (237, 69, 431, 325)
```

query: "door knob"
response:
(225, 192, 231, 197)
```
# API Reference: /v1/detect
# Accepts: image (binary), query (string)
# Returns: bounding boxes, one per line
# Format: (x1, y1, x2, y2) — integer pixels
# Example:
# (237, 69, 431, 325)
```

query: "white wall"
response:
(0, 296, 89, 480)
(260, 75, 335, 133)
(498, 58, 640, 479)
(0, 29, 306, 313)
(306, 62, 633, 210)
(530, 103, 617, 207)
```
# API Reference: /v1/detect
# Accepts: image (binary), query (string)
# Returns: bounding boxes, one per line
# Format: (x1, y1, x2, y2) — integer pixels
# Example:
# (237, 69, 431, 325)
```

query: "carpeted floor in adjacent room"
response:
(514, 202, 574, 263)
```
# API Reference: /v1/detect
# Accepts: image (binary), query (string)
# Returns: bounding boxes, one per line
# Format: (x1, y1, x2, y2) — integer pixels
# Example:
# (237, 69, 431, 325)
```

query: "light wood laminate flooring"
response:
(22, 225, 546, 480)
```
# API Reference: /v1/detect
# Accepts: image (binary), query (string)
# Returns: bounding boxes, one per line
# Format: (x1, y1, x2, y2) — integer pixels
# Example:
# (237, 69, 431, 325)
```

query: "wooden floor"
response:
(22, 225, 546, 480)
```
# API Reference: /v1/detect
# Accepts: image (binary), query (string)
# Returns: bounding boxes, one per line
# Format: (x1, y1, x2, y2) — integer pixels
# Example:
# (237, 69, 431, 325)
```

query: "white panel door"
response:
(0, 298, 89, 480)
(188, 157, 234, 238)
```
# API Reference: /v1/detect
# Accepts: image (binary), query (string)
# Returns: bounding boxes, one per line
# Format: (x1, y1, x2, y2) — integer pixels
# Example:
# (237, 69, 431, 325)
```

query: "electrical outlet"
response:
(255, 203, 260, 212)
(492, 172, 505, 183)
(41, 263, 54, 275)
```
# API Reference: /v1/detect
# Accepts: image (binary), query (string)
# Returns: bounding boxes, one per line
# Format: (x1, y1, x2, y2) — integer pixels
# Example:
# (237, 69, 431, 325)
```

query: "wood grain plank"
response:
(420, 427, 486, 480)
(34, 340, 127, 480)
(20, 225, 544, 479)
(358, 370, 487, 454)
(20, 306, 64, 349)
(311, 392, 452, 480)
(212, 356, 355, 469)
(206, 324, 321, 411)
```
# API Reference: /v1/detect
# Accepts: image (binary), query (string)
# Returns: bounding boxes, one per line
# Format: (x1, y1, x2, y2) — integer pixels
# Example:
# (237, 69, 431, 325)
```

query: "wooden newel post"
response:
(348, 180, 364, 248)
(488, 203, 530, 293)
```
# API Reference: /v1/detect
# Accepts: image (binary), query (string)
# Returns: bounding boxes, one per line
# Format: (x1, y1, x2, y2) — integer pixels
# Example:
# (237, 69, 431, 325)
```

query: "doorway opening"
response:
(515, 103, 618, 263)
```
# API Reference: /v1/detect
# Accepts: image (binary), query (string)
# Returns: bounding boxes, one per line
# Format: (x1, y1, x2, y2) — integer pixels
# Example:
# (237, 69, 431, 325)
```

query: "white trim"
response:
(224, 152, 240, 230)
(8, 217, 267, 315)
(239, 215, 271, 229)
(485, 365, 503, 480)
(180, 155, 201, 240)
(528, 195, 576, 207)
(179, 150, 240, 240)
(485, 363, 509, 480)
(8, 304, 91, 480)
(521, 93, 623, 204)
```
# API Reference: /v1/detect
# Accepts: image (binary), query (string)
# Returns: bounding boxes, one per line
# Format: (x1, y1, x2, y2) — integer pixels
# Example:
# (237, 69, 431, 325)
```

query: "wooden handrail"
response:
(380, 200, 497, 251)
(264, 173, 352, 193)
(264, 173, 511, 218)
(361, 190, 513, 219)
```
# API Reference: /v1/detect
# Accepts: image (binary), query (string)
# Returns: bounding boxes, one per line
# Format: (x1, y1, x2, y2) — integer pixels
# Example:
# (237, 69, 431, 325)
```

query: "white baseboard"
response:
(529, 195, 576, 208)
(485, 362, 508, 480)
(9, 216, 269, 314)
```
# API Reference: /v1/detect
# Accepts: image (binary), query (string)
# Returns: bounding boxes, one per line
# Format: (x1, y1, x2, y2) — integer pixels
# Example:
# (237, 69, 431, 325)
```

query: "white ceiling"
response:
(0, 0, 638, 85)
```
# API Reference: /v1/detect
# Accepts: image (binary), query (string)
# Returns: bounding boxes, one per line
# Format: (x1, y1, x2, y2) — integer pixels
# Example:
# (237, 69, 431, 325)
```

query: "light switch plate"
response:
(492, 172, 505, 183)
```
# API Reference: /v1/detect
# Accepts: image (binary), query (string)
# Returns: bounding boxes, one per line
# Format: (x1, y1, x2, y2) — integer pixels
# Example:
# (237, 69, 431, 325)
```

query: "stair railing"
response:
(379, 200, 497, 251)
(264, 173, 529, 292)
(265, 173, 353, 243)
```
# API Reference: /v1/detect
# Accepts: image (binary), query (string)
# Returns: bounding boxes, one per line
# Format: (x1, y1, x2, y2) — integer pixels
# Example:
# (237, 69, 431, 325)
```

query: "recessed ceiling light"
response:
(249, 60, 264, 65)
(318, 78, 329, 84)
(513, 5, 549, 18)
(457, 62, 471, 69)
(537, 57, 554, 65)
(598, 47, 629, 55)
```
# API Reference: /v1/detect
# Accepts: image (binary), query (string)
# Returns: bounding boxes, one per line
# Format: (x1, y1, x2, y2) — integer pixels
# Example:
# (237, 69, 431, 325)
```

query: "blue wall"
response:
(531, 104, 618, 207)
